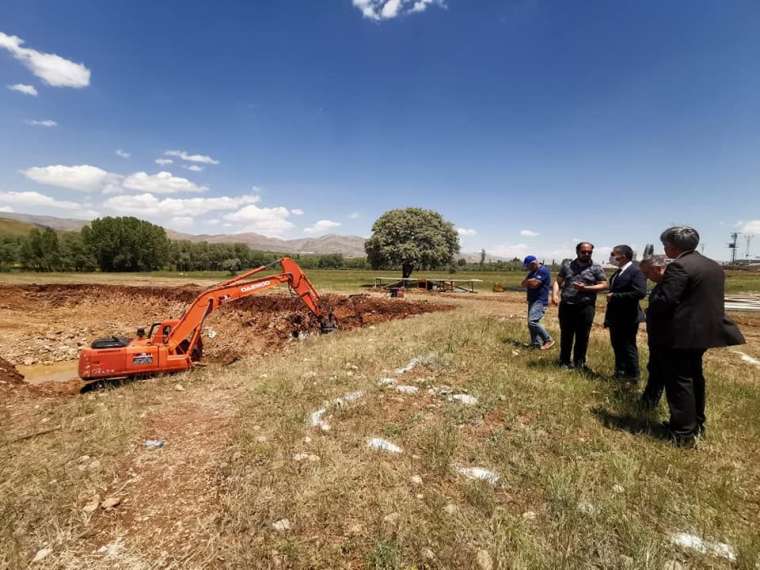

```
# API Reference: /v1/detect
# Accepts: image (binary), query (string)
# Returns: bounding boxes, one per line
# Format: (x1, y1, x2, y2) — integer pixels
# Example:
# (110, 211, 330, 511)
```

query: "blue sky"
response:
(1, 0, 759, 261)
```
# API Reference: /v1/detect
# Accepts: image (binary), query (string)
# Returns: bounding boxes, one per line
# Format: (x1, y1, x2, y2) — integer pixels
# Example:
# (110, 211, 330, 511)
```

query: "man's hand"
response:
(572, 281, 586, 291)
(551, 293, 560, 306)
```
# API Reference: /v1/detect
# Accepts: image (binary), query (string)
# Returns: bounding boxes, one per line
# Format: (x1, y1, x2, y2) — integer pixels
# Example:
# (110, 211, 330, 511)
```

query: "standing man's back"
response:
(649, 226, 745, 445)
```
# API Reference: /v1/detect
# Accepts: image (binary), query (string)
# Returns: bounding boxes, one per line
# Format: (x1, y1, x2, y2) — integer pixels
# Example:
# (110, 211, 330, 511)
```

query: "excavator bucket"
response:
(319, 312, 338, 334)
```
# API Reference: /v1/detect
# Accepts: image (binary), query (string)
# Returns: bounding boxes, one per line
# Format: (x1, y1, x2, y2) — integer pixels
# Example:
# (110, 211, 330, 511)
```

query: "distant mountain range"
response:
(0, 212, 499, 261)
(0, 212, 367, 256)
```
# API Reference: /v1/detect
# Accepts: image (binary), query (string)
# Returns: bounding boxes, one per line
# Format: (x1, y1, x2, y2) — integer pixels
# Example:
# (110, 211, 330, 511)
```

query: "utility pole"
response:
(746, 234, 754, 260)
(728, 232, 739, 264)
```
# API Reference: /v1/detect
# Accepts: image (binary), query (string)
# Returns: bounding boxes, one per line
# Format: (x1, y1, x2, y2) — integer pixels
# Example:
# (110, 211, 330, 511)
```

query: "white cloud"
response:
(304, 219, 341, 235)
(520, 229, 540, 237)
(456, 227, 477, 237)
(7, 83, 37, 96)
(352, 0, 445, 20)
(183, 164, 204, 172)
(291, 208, 304, 216)
(22, 164, 205, 195)
(121, 171, 206, 194)
(164, 149, 219, 165)
(115, 149, 131, 159)
(0, 190, 80, 211)
(0, 32, 91, 88)
(21, 164, 117, 192)
(104, 193, 260, 219)
(155, 158, 173, 166)
(224, 203, 295, 236)
(0, 206, 14, 213)
(739, 220, 760, 234)
(169, 216, 194, 230)
(26, 119, 57, 127)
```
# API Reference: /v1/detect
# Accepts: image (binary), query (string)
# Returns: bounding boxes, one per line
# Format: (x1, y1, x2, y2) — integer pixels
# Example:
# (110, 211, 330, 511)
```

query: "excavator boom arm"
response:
(166, 257, 324, 353)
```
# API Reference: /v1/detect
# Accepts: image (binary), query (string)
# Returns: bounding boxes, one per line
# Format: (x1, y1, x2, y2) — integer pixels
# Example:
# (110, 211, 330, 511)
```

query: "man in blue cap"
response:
(521, 255, 555, 350)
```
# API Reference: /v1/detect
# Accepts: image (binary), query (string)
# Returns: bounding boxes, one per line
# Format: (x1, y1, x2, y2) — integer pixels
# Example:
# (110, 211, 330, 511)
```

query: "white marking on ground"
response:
(367, 437, 403, 454)
(669, 532, 736, 562)
(731, 349, 760, 366)
(455, 466, 500, 485)
(395, 385, 419, 394)
(309, 408, 328, 430)
(334, 390, 365, 406)
(449, 393, 478, 405)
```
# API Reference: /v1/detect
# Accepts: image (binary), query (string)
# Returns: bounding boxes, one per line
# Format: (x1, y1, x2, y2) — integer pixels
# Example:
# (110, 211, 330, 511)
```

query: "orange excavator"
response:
(78, 257, 335, 381)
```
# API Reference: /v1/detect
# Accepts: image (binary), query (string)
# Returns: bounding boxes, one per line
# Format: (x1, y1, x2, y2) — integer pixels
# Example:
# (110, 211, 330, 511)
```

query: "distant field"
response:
(0, 268, 758, 293)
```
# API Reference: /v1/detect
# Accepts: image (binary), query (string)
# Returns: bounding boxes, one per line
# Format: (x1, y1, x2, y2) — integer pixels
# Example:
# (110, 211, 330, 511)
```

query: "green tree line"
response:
(0, 217, 370, 273)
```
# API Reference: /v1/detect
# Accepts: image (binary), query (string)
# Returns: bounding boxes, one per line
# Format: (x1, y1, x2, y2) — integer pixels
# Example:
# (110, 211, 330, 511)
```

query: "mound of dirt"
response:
(0, 356, 24, 387)
(0, 284, 453, 369)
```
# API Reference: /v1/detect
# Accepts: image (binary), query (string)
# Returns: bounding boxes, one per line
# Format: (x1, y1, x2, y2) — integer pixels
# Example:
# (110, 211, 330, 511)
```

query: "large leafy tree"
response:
(82, 217, 170, 271)
(365, 208, 460, 278)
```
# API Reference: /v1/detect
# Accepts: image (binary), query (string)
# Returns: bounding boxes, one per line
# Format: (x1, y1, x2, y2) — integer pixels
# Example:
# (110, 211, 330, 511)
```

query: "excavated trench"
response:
(0, 283, 452, 394)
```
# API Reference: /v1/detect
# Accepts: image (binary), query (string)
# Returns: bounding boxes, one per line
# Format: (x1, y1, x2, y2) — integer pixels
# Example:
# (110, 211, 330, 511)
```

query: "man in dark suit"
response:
(649, 226, 745, 445)
(604, 245, 647, 381)
(638, 255, 670, 408)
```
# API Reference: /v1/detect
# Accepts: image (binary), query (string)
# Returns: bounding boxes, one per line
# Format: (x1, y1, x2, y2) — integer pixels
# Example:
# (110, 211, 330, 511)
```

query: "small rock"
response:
(83, 496, 100, 514)
(367, 438, 402, 454)
(272, 519, 291, 532)
(422, 548, 435, 560)
(395, 385, 419, 394)
(347, 523, 363, 535)
(449, 393, 478, 406)
(293, 453, 320, 463)
(416, 493, 424, 499)
(303, 436, 312, 444)
(410, 475, 423, 485)
(32, 547, 52, 563)
(174, 384, 185, 392)
(612, 484, 625, 494)
(443, 503, 458, 515)
(477, 549, 493, 570)
(101, 497, 121, 510)
(522, 510, 537, 520)
(255, 435, 267, 443)
(143, 439, 165, 449)
(383, 512, 400, 524)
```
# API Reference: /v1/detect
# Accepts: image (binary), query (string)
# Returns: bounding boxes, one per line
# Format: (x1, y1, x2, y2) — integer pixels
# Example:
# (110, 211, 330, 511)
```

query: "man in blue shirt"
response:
(521, 255, 555, 350)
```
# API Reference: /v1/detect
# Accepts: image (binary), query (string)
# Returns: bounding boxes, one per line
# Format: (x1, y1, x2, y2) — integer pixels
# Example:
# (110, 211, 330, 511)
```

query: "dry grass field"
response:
(2, 273, 760, 569)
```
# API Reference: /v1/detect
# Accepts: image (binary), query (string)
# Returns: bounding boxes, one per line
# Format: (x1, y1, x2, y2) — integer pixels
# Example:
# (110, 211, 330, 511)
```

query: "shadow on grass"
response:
(591, 404, 670, 442)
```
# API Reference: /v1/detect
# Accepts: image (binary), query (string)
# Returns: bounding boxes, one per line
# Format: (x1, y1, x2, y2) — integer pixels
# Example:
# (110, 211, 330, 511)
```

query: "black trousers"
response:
(641, 345, 667, 407)
(558, 302, 595, 366)
(663, 349, 707, 437)
(609, 322, 640, 378)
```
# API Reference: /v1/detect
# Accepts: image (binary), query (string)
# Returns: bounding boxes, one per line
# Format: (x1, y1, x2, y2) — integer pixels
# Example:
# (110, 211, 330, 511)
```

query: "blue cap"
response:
(523, 255, 537, 267)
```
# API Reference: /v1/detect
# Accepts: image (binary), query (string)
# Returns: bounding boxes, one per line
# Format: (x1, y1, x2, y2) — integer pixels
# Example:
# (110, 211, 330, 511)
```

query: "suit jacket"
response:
(645, 283, 673, 347)
(649, 250, 745, 349)
(604, 262, 647, 328)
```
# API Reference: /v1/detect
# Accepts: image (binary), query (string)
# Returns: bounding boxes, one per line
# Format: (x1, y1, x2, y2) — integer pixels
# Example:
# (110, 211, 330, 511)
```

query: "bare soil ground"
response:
(0, 284, 451, 387)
